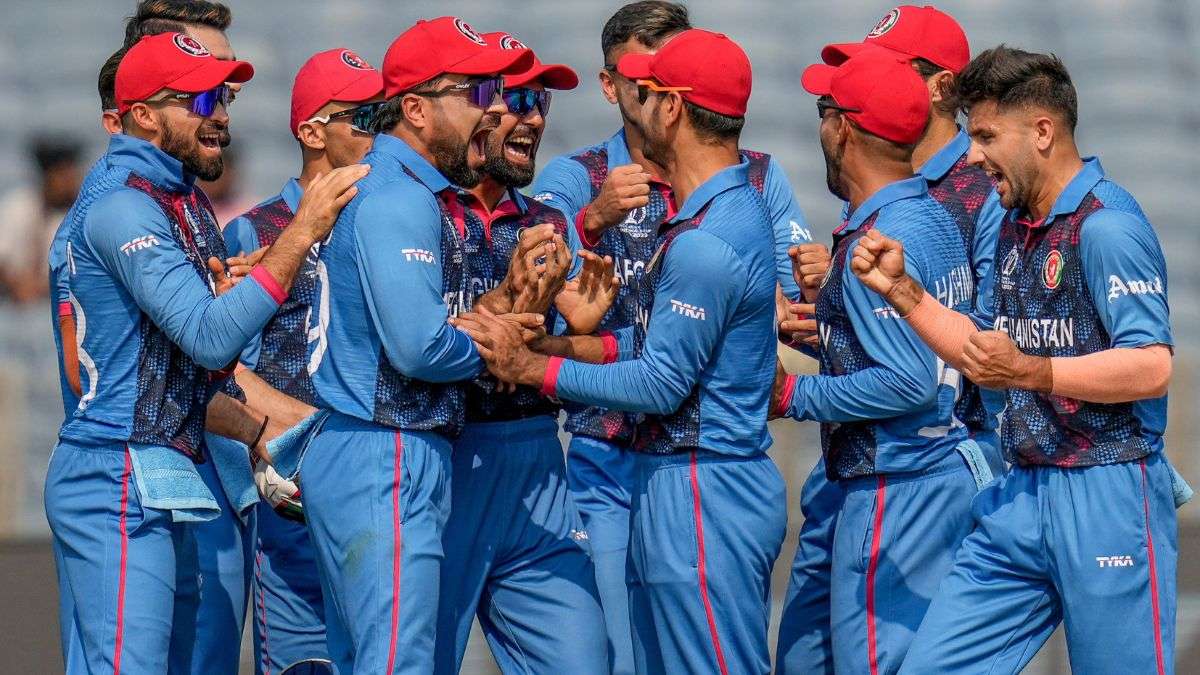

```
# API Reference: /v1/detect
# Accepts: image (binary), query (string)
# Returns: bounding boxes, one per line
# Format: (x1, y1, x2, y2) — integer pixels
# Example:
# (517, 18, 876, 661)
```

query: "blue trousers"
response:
(630, 451, 787, 675)
(565, 434, 637, 675)
(45, 441, 250, 674)
(251, 499, 331, 674)
(901, 453, 1177, 674)
(435, 416, 607, 674)
(299, 413, 452, 675)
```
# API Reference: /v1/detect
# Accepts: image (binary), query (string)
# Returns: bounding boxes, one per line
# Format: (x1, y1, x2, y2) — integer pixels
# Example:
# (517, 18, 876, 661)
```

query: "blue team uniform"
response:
(531, 130, 809, 674)
(223, 178, 332, 675)
(781, 174, 998, 674)
(45, 133, 284, 673)
(433, 189, 607, 675)
(901, 158, 1177, 674)
(542, 160, 785, 674)
(303, 133, 481, 674)
(775, 130, 1005, 674)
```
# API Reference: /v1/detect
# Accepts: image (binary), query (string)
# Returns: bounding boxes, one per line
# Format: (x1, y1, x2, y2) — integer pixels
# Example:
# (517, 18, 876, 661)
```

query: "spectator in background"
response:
(199, 147, 255, 226)
(0, 136, 83, 304)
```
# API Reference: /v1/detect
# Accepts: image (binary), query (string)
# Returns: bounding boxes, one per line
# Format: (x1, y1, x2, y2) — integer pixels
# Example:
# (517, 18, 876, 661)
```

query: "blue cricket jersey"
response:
(545, 160, 777, 457)
(57, 134, 283, 458)
(308, 134, 482, 437)
(985, 158, 1171, 467)
(531, 129, 811, 444)
(787, 176, 975, 479)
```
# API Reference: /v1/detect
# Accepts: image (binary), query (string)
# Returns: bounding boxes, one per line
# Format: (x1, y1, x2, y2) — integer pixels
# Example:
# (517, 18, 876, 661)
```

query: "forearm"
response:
(178, 278, 281, 369)
(233, 368, 316, 429)
(59, 313, 81, 397)
(785, 365, 935, 423)
(548, 356, 689, 415)
(475, 281, 514, 314)
(532, 332, 619, 365)
(904, 289, 980, 370)
(205, 391, 267, 445)
(1050, 345, 1172, 403)
(255, 223, 318, 295)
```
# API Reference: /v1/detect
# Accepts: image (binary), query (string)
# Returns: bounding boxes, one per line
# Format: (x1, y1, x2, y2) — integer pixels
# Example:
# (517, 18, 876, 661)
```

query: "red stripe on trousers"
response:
(866, 476, 886, 675)
(689, 451, 729, 675)
(385, 432, 405, 675)
(113, 446, 132, 674)
(1140, 460, 1166, 675)
(255, 547, 271, 675)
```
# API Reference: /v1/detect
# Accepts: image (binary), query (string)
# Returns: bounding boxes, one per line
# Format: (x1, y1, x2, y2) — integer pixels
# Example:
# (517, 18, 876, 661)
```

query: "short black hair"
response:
(911, 57, 959, 117)
(370, 95, 406, 135)
(123, 0, 231, 48)
(683, 101, 744, 143)
(29, 135, 82, 172)
(956, 45, 1078, 132)
(98, 47, 126, 111)
(601, 1, 690, 63)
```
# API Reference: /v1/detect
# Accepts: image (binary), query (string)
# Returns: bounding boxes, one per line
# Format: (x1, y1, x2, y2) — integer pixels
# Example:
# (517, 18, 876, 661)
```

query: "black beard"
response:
(821, 138, 847, 202)
(482, 129, 538, 188)
(161, 121, 226, 181)
(429, 126, 479, 188)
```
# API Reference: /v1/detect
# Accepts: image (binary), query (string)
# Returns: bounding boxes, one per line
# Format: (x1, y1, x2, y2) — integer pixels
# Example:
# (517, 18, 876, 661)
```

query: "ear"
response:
(1032, 114, 1055, 152)
(101, 111, 122, 135)
(928, 70, 954, 108)
(661, 91, 684, 128)
(128, 103, 160, 135)
(296, 120, 327, 152)
(598, 69, 618, 104)
(401, 94, 429, 131)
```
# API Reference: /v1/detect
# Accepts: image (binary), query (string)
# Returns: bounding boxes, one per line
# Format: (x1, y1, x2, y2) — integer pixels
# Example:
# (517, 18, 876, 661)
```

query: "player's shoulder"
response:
(523, 195, 568, 225)
(1089, 178, 1147, 222)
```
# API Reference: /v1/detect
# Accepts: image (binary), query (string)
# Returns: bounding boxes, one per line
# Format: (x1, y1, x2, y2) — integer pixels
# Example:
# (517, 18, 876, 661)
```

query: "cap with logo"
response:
(821, 5, 969, 74)
(381, 16, 534, 98)
(116, 32, 254, 115)
(616, 28, 752, 117)
(290, 48, 384, 136)
(802, 49, 930, 145)
(485, 32, 579, 90)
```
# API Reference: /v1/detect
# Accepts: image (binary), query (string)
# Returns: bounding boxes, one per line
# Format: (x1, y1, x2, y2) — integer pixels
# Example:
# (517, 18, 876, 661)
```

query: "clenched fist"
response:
(581, 164, 653, 238)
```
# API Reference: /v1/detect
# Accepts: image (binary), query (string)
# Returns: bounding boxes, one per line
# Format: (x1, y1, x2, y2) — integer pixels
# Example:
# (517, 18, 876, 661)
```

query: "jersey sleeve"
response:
(222, 215, 265, 369)
(968, 191, 1005, 330)
(531, 155, 593, 255)
(84, 189, 282, 371)
(552, 230, 745, 414)
(1079, 208, 1172, 348)
(787, 244, 938, 422)
(764, 157, 812, 300)
(353, 185, 482, 383)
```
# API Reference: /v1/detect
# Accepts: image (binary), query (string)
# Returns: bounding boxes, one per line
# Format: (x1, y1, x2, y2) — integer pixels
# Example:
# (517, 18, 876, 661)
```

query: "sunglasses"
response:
(307, 101, 384, 134)
(816, 97, 861, 119)
(148, 85, 233, 117)
(635, 79, 693, 105)
(415, 76, 504, 109)
(502, 88, 553, 118)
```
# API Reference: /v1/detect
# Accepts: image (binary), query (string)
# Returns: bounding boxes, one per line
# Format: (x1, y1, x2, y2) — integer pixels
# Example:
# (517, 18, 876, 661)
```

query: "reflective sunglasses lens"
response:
(190, 88, 219, 117)
(470, 78, 502, 107)
(535, 90, 553, 118)
(503, 89, 535, 115)
(352, 102, 382, 133)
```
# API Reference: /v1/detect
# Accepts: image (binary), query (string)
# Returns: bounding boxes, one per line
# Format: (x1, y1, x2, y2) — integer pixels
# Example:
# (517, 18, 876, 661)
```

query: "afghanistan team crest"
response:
(867, 8, 901, 38)
(453, 18, 487, 45)
(341, 50, 370, 70)
(1042, 249, 1064, 289)
(173, 33, 210, 57)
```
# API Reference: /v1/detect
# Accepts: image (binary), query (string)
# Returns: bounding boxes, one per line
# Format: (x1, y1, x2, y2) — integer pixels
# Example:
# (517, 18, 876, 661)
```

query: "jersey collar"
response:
(845, 175, 928, 233)
(1006, 156, 1105, 227)
(280, 177, 303, 214)
(372, 133, 451, 193)
(667, 159, 750, 225)
(917, 129, 970, 182)
(107, 133, 195, 192)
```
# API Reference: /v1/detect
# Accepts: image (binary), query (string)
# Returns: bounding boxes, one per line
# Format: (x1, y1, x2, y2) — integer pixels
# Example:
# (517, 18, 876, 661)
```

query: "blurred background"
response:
(0, 0, 1197, 671)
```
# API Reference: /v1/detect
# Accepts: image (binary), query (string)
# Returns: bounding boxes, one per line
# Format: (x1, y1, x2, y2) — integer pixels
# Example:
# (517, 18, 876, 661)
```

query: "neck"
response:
(844, 155, 915, 212)
(297, 152, 334, 191)
(1028, 142, 1084, 220)
(911, 113, 959, 170)
(663, 139, 740, 208)
(390, 126, 440, 173)
(468, 176, 507, 210)
(621, 119, 668, 179)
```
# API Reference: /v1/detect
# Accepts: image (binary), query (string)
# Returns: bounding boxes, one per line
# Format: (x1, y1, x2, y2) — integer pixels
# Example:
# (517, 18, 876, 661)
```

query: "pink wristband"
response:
(776, 374, 797, 417)
(57, 301, 73, 317)
(249, 265, 287, 305)
(599, 331, 619, 364)
(541, 356, 565, 397)
(574, 207, 600, 249)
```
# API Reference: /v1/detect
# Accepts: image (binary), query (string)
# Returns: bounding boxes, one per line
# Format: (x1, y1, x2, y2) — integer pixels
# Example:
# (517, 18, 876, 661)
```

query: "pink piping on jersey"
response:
(866, 476, 886, 675)
(1141, 460, 1166, 675)
(255, 547, 271, 675)
(250, 266, 288, 305)
(690, 451, 729, 675)
(113, 446, 132, 675)
(776, 374, 797, 418)
(385, 432, 405, 675)
(58, 301, 73, 317)
(541, 356, 565, 397)
(573, 207, 601, 249)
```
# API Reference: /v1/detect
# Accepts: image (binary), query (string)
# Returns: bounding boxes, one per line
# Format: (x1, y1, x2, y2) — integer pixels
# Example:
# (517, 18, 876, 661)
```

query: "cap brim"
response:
(446, 47, 535, 78)
(331, 71, 385, 103)
(616, 53, 653, 80)
(507, 63, 580, 90)
(170, 59, 255, 93)
(800, 63, 836, 96)
(820, 42, 873, 66)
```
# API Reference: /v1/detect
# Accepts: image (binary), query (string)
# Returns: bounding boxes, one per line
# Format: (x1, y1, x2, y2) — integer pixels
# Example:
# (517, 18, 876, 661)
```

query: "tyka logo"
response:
(1095, 555, 1134, 568)
(402, 248, 435, 263)
(670, 299, 706, 320)
(120, 235, 160, 255)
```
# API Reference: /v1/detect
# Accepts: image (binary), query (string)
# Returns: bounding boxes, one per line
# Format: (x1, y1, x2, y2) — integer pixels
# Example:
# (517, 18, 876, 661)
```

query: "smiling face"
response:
(965, 100, 1040, 211)
(482, 82, 545, 187)
(421, 74, 506, 188)
(150, 91, 230, 181)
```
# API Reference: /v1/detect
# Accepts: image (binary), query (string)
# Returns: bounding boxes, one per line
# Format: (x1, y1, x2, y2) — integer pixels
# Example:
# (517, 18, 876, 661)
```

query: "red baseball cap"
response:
(616, 29, 751, 117)
(116, 32, 254, 115)
(821, 5, 970, 74)
(485, 32, 579, 90)
(802, 49, 930, 145)
(290, 48, 384, 136)
(381, 17, 534, 98)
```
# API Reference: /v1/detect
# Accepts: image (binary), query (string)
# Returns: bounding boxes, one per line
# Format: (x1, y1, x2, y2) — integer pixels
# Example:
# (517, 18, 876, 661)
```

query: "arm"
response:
(204, 390, 282, 462)
(355, 186, 481, 383)
(765, 157, 811, 300)
(222, 215, 267, 369)
(532, 156, 594, 247)
(233, 368, 317, 429)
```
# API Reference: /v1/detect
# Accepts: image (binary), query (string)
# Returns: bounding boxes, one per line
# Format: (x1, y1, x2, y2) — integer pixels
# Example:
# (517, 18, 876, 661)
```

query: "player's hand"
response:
(221, 246, 267, 290)
(850, 229, 924, 315)
(960, 330, 1052, 392)
(291, 163, 371, 242)
(780, 302, 818, 349)
(556, 250, 621, 335)
(583, 164, 653, 235)
(505, 224, 560, 299)
(207, 256, 235, 296)
(790, 243, 831, 303)
(512, 232, 570, 315)
(452, 307, 548, 387)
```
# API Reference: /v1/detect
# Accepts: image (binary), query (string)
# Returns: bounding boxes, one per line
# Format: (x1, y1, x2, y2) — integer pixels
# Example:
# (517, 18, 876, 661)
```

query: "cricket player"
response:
(529, 6, 811, 669)
(851, 46, 1177, 674)
(778, 48, 995, 673)
(44, 33, 364, 673)
(220, 47, 384, 675)
(299, 17, 535, 673)
(433, 33, 613, 675)
(458, 28, 785, 675)
(774, 7, 1007, 672)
